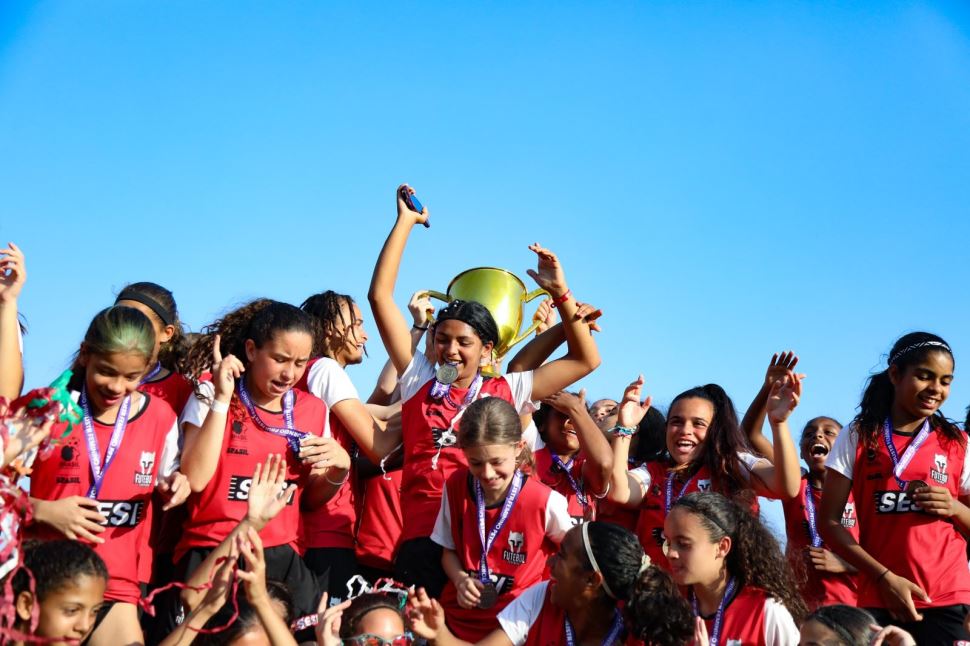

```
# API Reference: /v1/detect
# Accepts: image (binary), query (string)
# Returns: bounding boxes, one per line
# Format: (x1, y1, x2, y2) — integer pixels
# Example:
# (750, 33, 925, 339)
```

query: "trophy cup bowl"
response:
(425, 267, 548, 372)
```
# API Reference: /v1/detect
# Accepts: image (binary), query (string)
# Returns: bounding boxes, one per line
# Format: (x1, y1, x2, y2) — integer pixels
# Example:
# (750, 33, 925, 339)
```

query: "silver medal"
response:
(436, 362, 459, 385)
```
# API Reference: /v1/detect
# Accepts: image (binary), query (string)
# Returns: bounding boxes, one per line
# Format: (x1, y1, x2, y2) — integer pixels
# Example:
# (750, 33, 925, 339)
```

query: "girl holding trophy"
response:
(368, 184, 601, 596)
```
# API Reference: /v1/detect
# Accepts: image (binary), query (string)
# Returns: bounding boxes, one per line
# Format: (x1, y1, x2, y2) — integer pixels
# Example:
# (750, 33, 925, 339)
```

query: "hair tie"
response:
(115, 289, 174, 326)
(581, 522, 615, 599)
(889, 340, 952, 366)
(637, 553, 651, 576)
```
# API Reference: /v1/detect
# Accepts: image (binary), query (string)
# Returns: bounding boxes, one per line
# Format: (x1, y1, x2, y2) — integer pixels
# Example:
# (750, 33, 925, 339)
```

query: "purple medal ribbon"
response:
(692, 577, 737, 646)
(882, 417, 932, 490)
(237, 380, 305, 454)
(551, 455, 588, 508)
(80, 387, 133, 498)
(804, 481, 823, 548)
(474, 470, 524, 587)
(665, 470, 696, 514)
(140, 362, 162, 385)
(564, 609, 624, 646)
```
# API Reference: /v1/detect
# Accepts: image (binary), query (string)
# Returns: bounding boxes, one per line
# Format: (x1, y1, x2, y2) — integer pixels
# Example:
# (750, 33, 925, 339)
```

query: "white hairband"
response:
(889, 340, 951, 366)
(581, 522, 616, 599)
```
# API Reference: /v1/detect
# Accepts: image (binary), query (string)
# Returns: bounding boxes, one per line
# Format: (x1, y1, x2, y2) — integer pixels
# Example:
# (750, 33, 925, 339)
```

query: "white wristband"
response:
(210, 399, 230, 415)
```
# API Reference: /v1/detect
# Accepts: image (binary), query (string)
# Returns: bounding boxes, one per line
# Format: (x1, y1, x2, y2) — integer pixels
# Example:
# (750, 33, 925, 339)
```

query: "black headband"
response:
(115, 289, 174, 326)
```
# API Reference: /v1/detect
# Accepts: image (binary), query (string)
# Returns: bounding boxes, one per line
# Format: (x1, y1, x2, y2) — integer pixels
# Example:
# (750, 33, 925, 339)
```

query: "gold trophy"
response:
(425, 267, 548, 373)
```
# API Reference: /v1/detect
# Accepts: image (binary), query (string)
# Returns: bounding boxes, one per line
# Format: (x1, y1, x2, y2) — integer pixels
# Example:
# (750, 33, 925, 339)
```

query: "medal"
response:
(478, 582, 498, 609)
(552, 454, 589, 510)
(906, 479, 928, 496)
(882, 417, 932, 491)
(692, 577, 737, 646)
(435, 362, 459, 385)
(237, 380, 307, 454)
(80, 387, 133, 499)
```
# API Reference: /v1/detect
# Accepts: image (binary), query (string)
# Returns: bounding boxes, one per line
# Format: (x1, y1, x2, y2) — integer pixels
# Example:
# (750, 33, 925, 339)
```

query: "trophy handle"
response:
(522, 288, 549, 303)
(422, 290, 451, 303)
(507, 288, 550, 349)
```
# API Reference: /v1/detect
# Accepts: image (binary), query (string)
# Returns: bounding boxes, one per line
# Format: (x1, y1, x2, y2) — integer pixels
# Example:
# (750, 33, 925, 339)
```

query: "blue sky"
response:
(2, 1, 969, 536)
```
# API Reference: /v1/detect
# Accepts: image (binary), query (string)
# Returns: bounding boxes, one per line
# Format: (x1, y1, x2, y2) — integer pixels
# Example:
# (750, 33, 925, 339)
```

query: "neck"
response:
(245, 375, 283, 410)
(807, 469, 824, 489)
(482, 476, 514, 506)
(890, 403, 928, 434)
(694, 569, 730, 616)
(555, 449, 579, 463)
(565, 596, 616, 641)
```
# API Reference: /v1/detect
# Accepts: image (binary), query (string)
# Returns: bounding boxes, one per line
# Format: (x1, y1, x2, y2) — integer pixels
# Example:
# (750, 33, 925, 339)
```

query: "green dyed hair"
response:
(68, 306, 156, 390)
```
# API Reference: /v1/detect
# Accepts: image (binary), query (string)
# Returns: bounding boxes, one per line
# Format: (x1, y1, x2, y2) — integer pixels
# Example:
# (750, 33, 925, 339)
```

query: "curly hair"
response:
(668, 385, 755, 509)
(12, 540, 108, 601)
(116, 281, 189, 373)
(672, 492, 807, 624)
(300, 289, 362, 359)
(853, 331, 960, 449)
(581, 522, 692, 646)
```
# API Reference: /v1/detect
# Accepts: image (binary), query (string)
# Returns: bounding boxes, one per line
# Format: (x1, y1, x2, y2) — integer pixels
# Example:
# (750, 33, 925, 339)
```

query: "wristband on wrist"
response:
(609, 425, 638, 437)
(325, 470, 350, 486)
(210, 399, 230, 415)
(552, 289, 572, 307)
(876, 568, 890, 581)
(412, 323, 429, 331)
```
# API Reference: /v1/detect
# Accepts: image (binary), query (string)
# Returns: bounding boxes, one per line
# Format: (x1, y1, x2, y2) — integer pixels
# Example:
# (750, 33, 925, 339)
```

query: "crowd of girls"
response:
(0, 189, 967, 646)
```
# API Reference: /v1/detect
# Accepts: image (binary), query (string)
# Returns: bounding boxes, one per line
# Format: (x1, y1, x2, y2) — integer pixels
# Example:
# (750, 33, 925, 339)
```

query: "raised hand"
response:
(34, 496, 107, 543)
(211, 333, 245, 403)
(764, 351, 798, 387)
(574, 301, 603, 333)
(0, 242, 26, 304)
(542, 389, 587, 418)
(532, 298, 557, 334)
(158, 470, 191, 510)
(406, 587, 446, 640)
(235, 527, 269, 605)
(766, 371, 803, 424)
(247, 455, 295, 530)
(693, 616, 710, 646)
(299, 436, 351, 477)
(526, 243, 568, 298)
(197, 539, 239, 614)
(396, 184, 429, 226)
(408, 291, 435, 328)
(869, 624, 917, 646)
(617, 375, 653, 429)
(2, 412, 53, 468)
(315, 592, 352, 646)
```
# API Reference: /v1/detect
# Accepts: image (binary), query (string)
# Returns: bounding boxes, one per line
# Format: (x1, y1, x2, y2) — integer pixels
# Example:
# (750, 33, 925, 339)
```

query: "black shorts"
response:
(866, 604, 970, 644)
(80, 601, 116, 646)
(303, 547, 358, 604)
(394, 537, 447, 598)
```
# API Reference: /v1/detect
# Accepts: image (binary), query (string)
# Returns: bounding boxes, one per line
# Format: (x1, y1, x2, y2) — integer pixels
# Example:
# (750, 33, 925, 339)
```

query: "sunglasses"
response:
(343, 634, 413, 646)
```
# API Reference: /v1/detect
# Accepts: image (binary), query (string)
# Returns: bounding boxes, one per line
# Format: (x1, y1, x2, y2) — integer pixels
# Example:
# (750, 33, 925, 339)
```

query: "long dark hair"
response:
(668, 384, 754, 508)
(67, 306, 155, 392)
(116, 281, 189, 372)
(672, 492, 806, 623)
(804, 605, 877, 646)
(300, 289, 361, 359)
(583, 522, 693, 646)
(853, 331, 959, 447)
(433, 300, 499, 348)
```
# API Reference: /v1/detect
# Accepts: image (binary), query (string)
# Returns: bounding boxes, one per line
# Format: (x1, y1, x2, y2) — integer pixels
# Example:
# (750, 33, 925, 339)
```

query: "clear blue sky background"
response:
(2, 1, 969, 539)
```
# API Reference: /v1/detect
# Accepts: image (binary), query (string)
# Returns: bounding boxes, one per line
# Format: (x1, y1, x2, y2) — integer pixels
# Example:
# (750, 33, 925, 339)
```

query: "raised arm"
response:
(606, 376, 653, 508)
(748, 372, 803, 500)
(543, 389, 612, 496)
(740, 352, 799, 458)
(367, 184, 430, 375)
(507, 301, 601, 374)
(525, 245, 601, 400)
(0, 242, 26, 400)
(368, 290, 432, 405)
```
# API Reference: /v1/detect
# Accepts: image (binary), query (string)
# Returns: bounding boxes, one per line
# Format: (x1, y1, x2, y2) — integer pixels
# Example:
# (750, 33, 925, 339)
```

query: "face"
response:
(346, 607, 408, 645)
(17, 575, 106, 645)
(463, 442, 523, 501)
(663, 507, 729, 587)
(589, 399, 618, 432)
(889, 350, 954, 421)
(79, 349, 151, 413)
(800, 418, 841, 473)
(329, 301, 368, 367)
(116, 299, 175, 362)
(798, 619, 842, 646)
(244, 330, 313, 401)
(433, 319, 492, 379)
(547, 526, 591, 607)
(541, 409, 579, 455)
(665, 397, 715, 465)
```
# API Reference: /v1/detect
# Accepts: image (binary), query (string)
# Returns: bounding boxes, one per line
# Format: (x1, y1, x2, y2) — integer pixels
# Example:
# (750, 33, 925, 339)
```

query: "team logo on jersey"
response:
(874, 490, 923, 514)
(503, 531, 527, 565)
(931, 453, 948, 485)
(134, 451, 155, 487)
(58, 438, 81, 468)
(95, 500, 145, 527)
(466, 569, 515, 594)
(697, 479, 711, 492)
(841, 501, 856, 528)
(430, 427, 458, 448)
(227, 475, 297, 504)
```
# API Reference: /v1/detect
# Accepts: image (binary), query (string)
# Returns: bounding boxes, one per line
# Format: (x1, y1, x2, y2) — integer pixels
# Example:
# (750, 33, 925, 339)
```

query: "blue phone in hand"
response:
(401, 187, 430, 228)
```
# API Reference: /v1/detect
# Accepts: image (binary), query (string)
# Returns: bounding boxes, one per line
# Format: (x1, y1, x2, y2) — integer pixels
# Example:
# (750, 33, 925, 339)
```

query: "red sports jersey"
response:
(300, 414, 357, 549)
(700, 586, 768, 646)
(176, 389, 326, 561)
(400, 376, 517, 541)
(850, 428, 970, 608)
(533, 448, 590, 524)
(29, 394, 176, 603)
(633, 460, 760, 570)
(355, 468, 404, 571)
(781, 476, 858, 609)
(496, 581, 626, 646)
(140, 371, 194, 414)
(435, 470, 566, 641)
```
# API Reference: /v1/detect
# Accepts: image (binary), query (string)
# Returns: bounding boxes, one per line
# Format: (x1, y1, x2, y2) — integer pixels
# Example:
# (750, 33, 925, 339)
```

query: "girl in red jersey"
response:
(664, 492, 803, 645)
(430, 397, 573, 640)
(602, 374, 802, 569)
(176, 300, 351, 624)
(820, 331, 970, 642)
(368, 184, 600, 595)
(28, 306, 187, 646)
(532, 390, 613, 525)
(409, 520, 695, 646)
(0, 241, 26, 400)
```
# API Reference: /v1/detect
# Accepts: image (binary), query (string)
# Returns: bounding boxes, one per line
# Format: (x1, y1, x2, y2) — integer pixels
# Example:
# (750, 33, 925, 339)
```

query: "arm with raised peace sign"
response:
(606, 375, 654, 508)
(181, 334, 245, 492)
